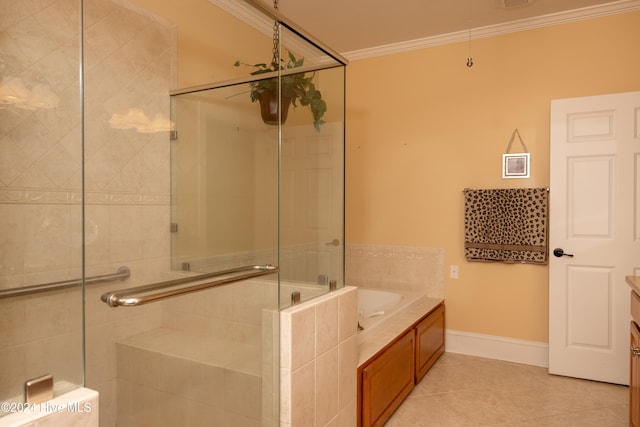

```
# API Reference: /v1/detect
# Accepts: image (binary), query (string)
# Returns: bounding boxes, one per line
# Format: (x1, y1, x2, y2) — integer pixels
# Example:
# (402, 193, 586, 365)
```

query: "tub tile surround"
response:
(344, 244, 446, 361)
(344, 243, 446, 426)
(280, 286, 358, 427)
(346, 244, 445, 298)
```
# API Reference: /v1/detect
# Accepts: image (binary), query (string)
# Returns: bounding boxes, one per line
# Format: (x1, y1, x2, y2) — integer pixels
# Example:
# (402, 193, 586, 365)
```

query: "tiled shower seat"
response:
(115, 328, 264, 427)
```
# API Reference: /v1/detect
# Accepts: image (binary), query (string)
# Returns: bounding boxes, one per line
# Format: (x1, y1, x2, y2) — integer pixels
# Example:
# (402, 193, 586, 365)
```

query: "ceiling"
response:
(255, 0, 638, 56)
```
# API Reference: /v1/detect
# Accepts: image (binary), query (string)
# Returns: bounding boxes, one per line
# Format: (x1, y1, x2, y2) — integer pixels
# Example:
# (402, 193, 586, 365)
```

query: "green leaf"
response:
(235, 50, 327, 130)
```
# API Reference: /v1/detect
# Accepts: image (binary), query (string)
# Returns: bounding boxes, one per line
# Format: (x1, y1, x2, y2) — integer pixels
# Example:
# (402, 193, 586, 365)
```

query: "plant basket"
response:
(257, 91, 292, 125)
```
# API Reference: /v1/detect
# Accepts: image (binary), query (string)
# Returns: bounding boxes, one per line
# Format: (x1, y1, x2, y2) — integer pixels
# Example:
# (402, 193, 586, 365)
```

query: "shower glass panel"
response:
(0, 0, 84, 414)
(80, 0, 182, 424)
(169, 81, 281, 426)
(277, 24, 346, 307)
(170, 82, 279, 274)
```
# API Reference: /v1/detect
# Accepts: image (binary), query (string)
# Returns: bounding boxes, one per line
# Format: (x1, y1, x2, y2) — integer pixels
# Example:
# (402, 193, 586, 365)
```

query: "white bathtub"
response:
(357, 288, 420, 331)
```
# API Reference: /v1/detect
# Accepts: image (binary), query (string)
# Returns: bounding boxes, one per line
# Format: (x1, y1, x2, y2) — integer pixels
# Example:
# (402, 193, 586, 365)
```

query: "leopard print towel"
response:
(464, 188, 548, 264)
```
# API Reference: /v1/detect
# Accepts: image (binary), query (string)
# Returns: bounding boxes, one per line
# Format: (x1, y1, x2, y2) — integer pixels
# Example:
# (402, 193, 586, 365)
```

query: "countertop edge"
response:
(357, 295, 444, 367)
(627, 275, 640, 294)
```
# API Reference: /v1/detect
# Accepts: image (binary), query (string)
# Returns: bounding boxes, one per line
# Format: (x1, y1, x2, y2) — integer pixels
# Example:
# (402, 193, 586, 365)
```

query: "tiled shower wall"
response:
(0, 0, 176, 425)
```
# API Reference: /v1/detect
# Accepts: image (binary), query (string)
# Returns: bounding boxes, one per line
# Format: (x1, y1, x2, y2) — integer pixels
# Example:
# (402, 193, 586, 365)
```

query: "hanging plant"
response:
(234, 51, 326, 131)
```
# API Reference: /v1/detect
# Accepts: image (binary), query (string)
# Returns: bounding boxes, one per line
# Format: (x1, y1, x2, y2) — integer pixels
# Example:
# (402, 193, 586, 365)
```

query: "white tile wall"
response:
(280, 286, 358, 427)
(346, 244, 445, 298)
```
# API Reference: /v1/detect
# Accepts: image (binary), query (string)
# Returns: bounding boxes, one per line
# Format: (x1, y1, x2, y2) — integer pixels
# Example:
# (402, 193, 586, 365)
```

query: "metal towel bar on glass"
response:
(101, 264, 278, 307)
(0, 266, 131, 300)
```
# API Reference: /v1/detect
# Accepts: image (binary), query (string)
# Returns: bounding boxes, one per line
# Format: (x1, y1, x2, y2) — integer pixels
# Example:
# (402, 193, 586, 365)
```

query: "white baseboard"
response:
(445, 329, 549, 367)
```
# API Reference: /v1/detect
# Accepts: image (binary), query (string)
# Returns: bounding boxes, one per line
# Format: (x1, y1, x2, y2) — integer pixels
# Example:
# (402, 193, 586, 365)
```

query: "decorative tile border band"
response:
(346, 243, 444, 260)
(0, 189, 170, 205)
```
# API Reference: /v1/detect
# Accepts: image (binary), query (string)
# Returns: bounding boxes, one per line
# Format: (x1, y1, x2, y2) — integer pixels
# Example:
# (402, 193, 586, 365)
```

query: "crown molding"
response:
(209, 0, 347, 65)
(344, 0, 640, 61)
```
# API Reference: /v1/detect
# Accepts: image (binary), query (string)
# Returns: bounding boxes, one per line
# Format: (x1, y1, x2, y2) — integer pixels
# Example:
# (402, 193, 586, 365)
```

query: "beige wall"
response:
(345, 11, 640, 343)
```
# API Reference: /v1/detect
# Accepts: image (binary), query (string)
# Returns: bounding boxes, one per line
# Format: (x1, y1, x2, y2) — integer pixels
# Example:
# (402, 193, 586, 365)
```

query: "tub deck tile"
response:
(357, 295, 444, 367)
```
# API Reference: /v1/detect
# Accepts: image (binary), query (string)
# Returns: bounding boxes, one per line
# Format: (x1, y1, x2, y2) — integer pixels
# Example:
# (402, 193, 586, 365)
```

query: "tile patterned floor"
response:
(386, 352, 629, 426)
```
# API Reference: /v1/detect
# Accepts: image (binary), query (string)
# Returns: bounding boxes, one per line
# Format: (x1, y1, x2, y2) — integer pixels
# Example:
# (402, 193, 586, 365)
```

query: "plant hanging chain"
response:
(271, 0, 279, 69)
(466, 0, 473, 67)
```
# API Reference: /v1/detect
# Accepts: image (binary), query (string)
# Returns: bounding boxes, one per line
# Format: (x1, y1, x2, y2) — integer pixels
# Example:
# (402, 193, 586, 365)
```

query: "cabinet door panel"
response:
(415, 304, 445, 382)
(361, 330, 415, 427)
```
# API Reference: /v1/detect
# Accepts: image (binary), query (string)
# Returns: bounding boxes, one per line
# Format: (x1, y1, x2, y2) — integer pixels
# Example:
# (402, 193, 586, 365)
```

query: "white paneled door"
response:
(549, 91, 640, 385)
(280, 122, 344, 282)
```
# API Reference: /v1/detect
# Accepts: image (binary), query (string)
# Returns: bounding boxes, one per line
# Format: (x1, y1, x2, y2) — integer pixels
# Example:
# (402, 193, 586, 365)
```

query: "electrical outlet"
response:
(450, 265, 459, 279)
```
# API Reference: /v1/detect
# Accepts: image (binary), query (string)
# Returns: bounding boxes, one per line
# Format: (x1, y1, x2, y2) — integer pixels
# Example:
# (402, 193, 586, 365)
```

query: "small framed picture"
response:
(502, 153, 530, 179)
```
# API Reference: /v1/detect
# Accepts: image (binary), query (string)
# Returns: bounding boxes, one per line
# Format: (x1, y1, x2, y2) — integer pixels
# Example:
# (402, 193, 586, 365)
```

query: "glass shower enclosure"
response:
(169, 24, 347, 308)
(0, 0, 346, 425)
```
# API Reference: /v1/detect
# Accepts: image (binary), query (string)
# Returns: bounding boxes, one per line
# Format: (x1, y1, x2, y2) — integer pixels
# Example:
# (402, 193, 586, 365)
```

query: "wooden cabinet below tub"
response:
(360, 329, 415, 427)
(358, 301, 445, 427)
(415, 303, 445, 382)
